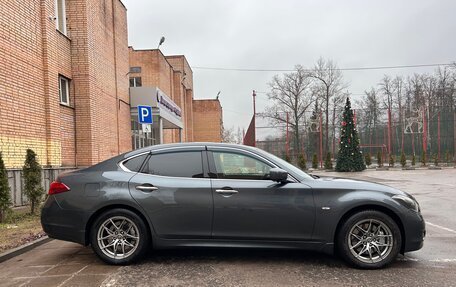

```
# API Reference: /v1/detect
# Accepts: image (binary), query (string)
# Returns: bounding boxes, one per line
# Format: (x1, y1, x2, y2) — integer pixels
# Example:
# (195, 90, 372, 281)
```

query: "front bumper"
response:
(41, 196, 87, 245)
(402, 210, 425, 252)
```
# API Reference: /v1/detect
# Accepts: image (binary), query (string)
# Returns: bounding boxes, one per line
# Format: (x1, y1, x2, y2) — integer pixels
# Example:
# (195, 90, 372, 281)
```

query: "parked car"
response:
(41, 143, 425, 269)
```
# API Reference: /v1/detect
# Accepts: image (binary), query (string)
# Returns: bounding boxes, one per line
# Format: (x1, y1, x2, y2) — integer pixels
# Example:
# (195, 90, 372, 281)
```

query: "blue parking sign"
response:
(137, 105, 153, 124)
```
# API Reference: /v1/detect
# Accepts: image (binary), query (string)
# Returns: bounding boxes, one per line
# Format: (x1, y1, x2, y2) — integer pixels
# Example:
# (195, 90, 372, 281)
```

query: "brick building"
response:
(0, 0, 130, 168)
(193, 99, 223, 142)
(128, 48, 223, 147)
(0, 0, 223, 170)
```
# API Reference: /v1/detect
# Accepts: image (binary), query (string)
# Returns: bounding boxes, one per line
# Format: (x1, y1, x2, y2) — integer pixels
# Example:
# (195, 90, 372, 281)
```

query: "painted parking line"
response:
(426, 222, 456, 234)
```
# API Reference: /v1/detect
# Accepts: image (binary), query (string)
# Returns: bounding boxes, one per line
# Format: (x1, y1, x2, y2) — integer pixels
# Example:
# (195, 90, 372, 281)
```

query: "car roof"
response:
(124, 142, 259, 158)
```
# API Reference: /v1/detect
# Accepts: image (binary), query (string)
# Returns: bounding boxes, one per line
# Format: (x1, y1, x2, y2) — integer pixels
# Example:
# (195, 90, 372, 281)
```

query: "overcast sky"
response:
(122, 0, 456, 132)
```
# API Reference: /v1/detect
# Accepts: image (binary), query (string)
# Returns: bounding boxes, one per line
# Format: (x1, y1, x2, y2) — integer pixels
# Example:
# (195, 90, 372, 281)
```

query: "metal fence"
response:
(253, 107, 456, 166)
(7, 167, 76, 207)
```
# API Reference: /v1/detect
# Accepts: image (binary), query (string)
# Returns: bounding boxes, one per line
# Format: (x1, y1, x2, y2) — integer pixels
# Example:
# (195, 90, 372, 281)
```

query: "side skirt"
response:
(152, 238, 333, 254)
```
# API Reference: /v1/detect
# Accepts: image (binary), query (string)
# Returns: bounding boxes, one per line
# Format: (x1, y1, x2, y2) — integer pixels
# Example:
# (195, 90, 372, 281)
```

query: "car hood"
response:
(307, 176, 409, 197)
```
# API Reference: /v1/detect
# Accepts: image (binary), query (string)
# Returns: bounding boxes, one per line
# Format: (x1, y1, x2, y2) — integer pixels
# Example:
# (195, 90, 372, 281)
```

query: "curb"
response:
(0, 236, 53, 263)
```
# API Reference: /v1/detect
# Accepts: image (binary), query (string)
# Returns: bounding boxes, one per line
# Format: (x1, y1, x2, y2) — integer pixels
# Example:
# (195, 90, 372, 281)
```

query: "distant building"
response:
(0, 0, 130, 168)
(128, 48, 223, 147)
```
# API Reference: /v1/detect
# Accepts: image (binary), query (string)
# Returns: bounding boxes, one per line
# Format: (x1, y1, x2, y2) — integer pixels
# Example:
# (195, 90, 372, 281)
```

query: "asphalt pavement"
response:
(0, 169, 455, 287)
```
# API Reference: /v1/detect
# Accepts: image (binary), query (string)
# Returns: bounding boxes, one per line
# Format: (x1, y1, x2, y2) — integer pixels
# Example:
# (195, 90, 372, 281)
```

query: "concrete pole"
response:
(159, 118, 164, 144)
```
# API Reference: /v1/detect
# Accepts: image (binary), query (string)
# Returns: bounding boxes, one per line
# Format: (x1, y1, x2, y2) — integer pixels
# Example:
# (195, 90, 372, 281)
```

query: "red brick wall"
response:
(0, 0, 130, 168)
(193, 99, 223, 142)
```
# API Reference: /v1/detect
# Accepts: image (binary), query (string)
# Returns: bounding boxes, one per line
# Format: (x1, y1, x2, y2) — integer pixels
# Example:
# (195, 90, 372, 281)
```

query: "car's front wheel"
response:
(90, 208, 150, 265)
(337, 210, 402, 269)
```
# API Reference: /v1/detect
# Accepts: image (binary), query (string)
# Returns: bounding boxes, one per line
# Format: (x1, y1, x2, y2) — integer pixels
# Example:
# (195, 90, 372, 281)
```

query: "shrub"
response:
(411, 154, 416, 166)
(445, 150, 451, 164)
(297, 153, 307, 170)
(312, 153, 318, 169)
(433, 154, 439, 166)
(23, 149, 44, 215)
(0, 152, 12, 223)
(400, 153, 406, 167)
(377, 151, 383, 167)
(420, 150, 426, 166)
(388, 154, 395, 167)
(364, 153, 372, 167)
(324, 152, 333, 170)
(283, 153, 291, 163)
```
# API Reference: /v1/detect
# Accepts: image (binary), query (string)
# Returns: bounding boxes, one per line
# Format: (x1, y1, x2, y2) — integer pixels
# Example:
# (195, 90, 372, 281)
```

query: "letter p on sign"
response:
(137, 105, 153, 124)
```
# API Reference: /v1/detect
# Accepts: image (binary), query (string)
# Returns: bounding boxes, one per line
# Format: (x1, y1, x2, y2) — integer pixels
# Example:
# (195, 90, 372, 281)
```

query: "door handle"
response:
(136, 185, 159, 192)
(215, 189, 239, 195)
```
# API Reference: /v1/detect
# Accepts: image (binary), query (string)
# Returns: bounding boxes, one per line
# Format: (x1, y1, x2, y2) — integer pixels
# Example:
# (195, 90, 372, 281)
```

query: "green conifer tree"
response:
(23, 149, 44, 214)
(377, 151, 383, 167)
(389, 154, 395, 167)
(364, 152, 372, 167)
(420, 150, 426, 166)
(0, 152, 12, 222)
(312, 153, 318, 169)
(400, 153, 407, 167)
(335, 98, 366, 172)
(297, 153, 307, 170)
(324, 152, 333, 169)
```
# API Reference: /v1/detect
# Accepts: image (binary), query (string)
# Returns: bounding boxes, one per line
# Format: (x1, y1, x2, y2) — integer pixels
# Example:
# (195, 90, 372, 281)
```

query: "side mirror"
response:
(269, 168, 288, 182)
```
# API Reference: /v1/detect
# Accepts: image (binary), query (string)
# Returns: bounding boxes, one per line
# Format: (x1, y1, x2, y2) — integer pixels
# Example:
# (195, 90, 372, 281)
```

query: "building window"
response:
(55, 0, 67, 35)
(130, 67, 141, 73)
(130, 77, 142, 87)
(59, 76, 70, 105)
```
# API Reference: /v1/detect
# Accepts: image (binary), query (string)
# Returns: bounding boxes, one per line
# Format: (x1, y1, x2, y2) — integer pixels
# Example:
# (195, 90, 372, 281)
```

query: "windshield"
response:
(254, 148, 314, 181)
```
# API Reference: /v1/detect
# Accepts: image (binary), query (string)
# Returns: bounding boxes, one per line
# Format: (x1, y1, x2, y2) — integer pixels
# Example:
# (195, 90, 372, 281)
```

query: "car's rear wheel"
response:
(90, 208, 149, 265)
(337, 210, 402, 269)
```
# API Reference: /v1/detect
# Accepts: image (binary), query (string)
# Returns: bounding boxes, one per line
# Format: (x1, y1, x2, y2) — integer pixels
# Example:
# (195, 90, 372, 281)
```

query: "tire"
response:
(336, 210, 402, 269)
(90, 208, 150, 265)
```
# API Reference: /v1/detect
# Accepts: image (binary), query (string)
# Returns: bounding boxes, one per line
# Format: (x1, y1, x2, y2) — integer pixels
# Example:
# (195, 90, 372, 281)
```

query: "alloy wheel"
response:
(347, 219, 394, 264)
(97, 216, 140, 260)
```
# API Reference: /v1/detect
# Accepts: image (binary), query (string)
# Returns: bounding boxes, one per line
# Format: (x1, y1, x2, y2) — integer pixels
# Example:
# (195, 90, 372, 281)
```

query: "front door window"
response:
(212, 151, 272, 180)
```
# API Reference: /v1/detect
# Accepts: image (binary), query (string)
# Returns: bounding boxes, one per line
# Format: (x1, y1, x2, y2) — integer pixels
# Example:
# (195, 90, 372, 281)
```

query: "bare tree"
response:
(393, 76, 405, 151)
(311, 58, 346, 155)
(379, 75, 395, 110)
(265, 65, 315, 157)
(379, 75, 396, 154)
(359, 88, 381, 146)
(221, 126, 236, 143)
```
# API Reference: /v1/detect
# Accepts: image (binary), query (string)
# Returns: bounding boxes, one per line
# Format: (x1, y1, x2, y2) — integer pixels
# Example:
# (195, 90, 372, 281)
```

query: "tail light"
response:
(48, 181, 70, 195)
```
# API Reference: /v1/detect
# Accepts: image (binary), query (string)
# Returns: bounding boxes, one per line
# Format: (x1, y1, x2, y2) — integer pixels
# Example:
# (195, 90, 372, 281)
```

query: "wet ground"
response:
(1, 169, 455, 287)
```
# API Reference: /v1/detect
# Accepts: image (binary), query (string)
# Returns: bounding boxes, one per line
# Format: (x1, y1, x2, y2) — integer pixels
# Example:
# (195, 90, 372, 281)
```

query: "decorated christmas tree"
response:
(335, 98, 366, 172)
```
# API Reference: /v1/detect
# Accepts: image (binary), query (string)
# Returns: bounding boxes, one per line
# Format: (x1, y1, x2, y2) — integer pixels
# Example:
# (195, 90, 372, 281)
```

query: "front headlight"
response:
(392, 195, 420, 212)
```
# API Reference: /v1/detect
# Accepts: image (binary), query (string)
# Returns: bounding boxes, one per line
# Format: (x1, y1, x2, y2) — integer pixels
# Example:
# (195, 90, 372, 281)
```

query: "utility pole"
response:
(286, 112, 289, 158)
(319, 111, 323, 168)
(252, 90, 256, 147)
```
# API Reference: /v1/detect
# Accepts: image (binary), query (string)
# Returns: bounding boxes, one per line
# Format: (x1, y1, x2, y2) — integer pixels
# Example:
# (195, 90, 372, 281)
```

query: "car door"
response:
(128, 147, 213, 239)
(207, 147, 315, 241)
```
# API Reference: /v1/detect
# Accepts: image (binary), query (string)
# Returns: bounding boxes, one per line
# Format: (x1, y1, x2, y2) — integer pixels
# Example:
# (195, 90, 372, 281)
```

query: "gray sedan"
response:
(41, 143, 425, 269)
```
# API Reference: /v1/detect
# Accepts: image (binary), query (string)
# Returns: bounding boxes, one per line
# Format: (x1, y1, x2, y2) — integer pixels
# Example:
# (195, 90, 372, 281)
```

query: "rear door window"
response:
(123, 154, 148, 172)
(143, 151, 204, 178)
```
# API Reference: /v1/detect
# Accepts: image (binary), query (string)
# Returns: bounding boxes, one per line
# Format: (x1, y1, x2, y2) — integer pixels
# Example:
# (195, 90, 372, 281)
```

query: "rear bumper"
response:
(41, 196, 87, 245)
(402, 211, 425, 253)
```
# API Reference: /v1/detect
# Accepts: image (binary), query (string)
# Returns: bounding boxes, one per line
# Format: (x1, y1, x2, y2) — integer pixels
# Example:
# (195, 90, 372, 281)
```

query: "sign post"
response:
(137, 105, 153, 124)
(138, 105, 153, 134)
